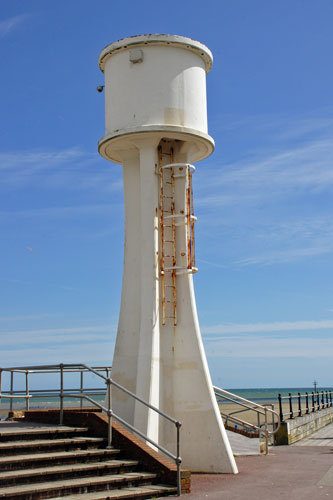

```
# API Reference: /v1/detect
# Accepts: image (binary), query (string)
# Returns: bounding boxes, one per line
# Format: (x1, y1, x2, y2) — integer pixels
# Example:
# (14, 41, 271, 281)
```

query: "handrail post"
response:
(59, 363, 64, 425)
(298, 392, 302, 417)
(25, 371, 30, 411)
(289, 393, 294, 419)
(106, 377, 112, 448)
(80, 370, 84, 409)
(321, 391, 324, 410)
(317, 391, 320, 410)
(278, 394, 284, 423)
(305, 392, 309, 414)
(176, 421, 182, 496)
(10, 371, 14, 413)
(311, 392, 315, 412)
(264, 407, 268, 455)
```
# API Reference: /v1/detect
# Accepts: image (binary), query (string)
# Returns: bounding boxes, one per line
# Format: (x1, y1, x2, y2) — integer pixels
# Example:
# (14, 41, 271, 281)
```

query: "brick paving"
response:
(165, 423, 333, 499)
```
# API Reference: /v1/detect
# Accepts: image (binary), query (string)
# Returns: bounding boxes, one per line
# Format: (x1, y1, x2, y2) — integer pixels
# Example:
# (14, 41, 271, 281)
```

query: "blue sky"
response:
(1, 0, 333, 388)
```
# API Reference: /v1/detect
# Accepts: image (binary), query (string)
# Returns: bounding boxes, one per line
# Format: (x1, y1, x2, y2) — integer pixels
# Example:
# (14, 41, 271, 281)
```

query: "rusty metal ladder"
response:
(159, 147, 177, 326)
(158, 146, 197, 327)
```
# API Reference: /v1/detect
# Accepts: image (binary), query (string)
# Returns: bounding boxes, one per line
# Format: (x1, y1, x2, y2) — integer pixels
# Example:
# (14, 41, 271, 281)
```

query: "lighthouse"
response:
(98, 34, 237, 474)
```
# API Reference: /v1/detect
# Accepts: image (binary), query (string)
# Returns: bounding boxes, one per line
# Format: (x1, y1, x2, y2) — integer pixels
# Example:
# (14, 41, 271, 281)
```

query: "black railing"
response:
(278, 391, 333, 422)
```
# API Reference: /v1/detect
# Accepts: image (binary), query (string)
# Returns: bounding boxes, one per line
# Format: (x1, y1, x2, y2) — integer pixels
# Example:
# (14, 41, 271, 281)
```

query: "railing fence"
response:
(0, 364, 182, 496)
(278, 391, 333, 422)
(214, 386, 280, 455)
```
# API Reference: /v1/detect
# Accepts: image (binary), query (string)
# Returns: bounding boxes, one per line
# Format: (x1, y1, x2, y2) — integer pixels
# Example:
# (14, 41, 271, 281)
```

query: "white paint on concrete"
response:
(317, 466, 333, 487)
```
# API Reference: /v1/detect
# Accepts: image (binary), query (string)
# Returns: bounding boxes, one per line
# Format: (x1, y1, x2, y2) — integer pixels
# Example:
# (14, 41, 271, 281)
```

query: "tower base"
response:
(110, 137, 237, 474)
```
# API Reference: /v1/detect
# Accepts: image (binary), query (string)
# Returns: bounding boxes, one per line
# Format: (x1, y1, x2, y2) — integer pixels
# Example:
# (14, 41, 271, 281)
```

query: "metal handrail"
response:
(0, 364, 182, 496)
(224, 413, 260, 434)
(278, 391, 333, 422)
(214, 386, 280, 455)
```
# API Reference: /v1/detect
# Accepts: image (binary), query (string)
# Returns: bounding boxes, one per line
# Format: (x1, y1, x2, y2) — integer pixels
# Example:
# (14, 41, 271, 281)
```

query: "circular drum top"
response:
(98, 34, 213, 73)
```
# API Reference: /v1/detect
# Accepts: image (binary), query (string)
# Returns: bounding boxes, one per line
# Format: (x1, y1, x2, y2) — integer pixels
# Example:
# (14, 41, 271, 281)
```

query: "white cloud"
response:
(0, 314, 54, 322)
(0, 148, 85, 170)
(203, 319, 333, 335)
(0, 15, 28, 38)
(194, 113, 333, 267)
(235, 244, 333, 266)
(0, 324, 116, 342)
(0, 148, 121, 193)
(197, 137, 333, 209)
(275, 117, 333, 141)
(205, 335, 333, 359)
(213, 111, 333, 143)
(0, 342, 115, 370)
(0, 203, 116, 219)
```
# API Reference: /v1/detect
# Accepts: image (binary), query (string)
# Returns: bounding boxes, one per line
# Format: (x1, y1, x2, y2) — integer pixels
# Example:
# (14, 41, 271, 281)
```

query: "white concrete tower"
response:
(98, 34, 237, 474)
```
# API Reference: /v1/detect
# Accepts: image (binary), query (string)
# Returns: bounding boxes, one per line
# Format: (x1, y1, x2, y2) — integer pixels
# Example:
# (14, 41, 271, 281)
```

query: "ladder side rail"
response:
(159, 147, 166, 325)
(186, 166, 192, 270)
(189, 168, 195, 269)
(170, 148, 177, 326)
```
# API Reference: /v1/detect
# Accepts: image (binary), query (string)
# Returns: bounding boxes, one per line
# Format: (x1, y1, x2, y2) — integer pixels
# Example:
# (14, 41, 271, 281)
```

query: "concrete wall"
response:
(274, 407, 333, 445)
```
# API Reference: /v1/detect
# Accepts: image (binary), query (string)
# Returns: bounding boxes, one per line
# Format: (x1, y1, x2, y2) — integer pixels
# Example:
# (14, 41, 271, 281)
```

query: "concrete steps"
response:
(0, 425, 89, 439)
(48, 485, 177, 499)
(0, 459, 140, 485)
(0, 448, 121, 470)
(0, 436, 108, 455)
(0, 422, 177, 499)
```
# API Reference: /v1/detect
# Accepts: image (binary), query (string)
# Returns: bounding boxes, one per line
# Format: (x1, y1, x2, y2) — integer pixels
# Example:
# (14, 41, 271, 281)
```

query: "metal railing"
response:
(214, 386, 280, 455)
(278, 390, 333, 422)
(0, 365, 110, 413)
(0, 364, 182, 496)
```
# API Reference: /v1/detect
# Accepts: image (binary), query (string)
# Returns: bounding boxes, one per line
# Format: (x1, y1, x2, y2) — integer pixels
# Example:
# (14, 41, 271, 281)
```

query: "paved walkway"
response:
(226, 430, 260, 456)
(3, 421, 333, 498)
(178, 423, 333, 499)
(292, 421, 333, 446)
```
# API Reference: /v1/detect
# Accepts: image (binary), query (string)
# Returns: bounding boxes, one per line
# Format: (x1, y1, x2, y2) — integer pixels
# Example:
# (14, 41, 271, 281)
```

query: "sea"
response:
(1, 387, 332, 415)
(225, 387, 333, 403)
